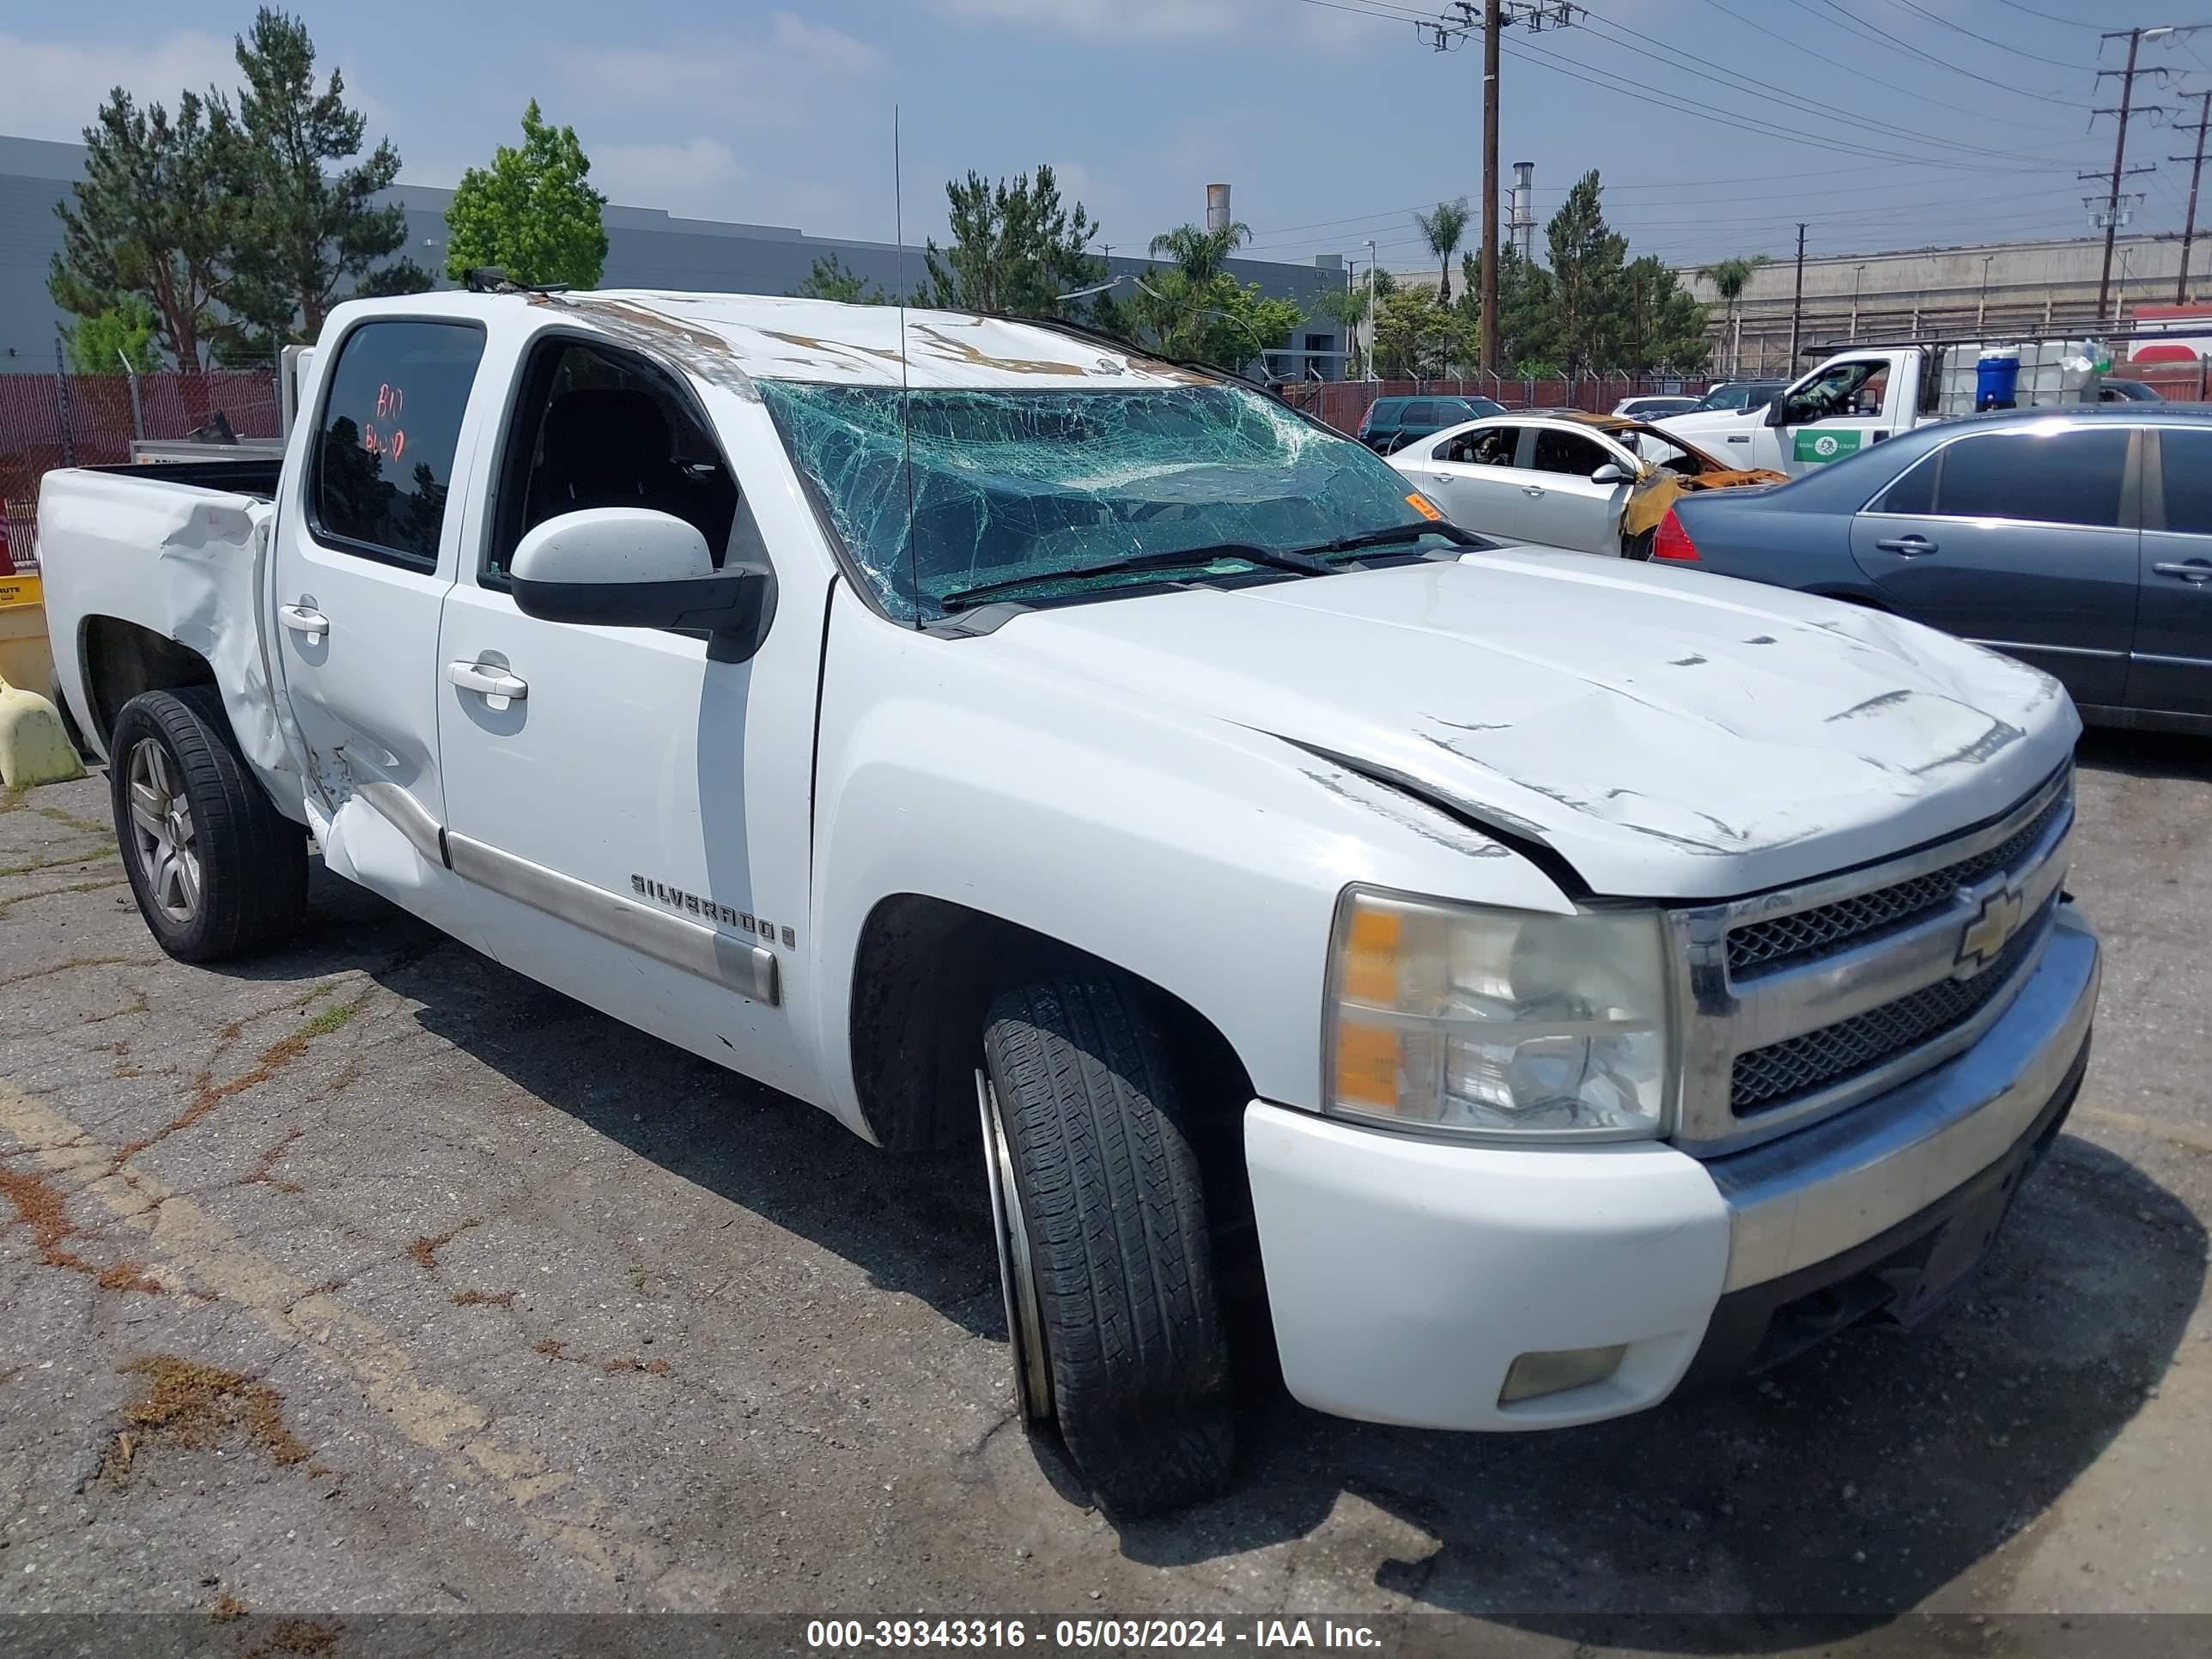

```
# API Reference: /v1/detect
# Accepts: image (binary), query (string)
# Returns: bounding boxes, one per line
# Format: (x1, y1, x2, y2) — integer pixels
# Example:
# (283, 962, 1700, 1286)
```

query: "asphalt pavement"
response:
(2, 731, 2209, 1653)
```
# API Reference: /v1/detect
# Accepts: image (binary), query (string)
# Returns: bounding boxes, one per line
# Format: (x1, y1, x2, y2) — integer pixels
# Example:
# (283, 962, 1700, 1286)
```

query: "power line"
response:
(1569, 5, 2055, 164)
(1778, 0, 2090, 105)
(1863, 0, 2091, 70)
(1991, 0, 2106, 28)
(1685, 0, 2078, 131)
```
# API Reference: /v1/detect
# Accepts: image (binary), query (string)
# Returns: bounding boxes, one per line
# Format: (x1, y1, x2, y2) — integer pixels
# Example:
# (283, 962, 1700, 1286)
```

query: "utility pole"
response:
(1787, 223, 1807, 368)
(1417, 3, 1578, 374)
(2174, 88, 2212, 303)
(2087, 27, 2178, 320)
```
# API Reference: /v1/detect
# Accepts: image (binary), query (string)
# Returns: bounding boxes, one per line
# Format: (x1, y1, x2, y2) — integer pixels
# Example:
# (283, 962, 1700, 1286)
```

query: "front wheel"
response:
(978, 968, 1234, 1518)
(108, 687, 307, 963)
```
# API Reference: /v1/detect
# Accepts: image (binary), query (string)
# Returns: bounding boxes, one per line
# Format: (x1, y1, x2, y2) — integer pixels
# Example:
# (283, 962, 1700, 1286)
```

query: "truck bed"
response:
(84, 456, 283, 499)
(37, 465, 295, 799)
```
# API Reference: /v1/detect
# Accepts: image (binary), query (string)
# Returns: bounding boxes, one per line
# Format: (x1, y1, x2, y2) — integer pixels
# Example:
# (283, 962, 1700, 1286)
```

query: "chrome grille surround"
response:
(1664, 765, 2074, 1158)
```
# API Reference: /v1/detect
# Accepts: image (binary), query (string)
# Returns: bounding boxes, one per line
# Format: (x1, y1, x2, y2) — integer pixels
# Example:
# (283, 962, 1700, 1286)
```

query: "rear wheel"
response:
(978, 967, 1234, 1518)
(108, 687, 307, 963)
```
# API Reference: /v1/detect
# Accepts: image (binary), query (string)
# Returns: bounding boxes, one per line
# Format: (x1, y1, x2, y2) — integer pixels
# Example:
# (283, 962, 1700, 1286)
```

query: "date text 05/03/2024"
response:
(805, 1620, 1383, 1650)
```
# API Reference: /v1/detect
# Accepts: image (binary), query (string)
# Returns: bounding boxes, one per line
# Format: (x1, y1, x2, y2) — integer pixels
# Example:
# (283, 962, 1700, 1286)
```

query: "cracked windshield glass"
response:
(757, 380, 1444, 622)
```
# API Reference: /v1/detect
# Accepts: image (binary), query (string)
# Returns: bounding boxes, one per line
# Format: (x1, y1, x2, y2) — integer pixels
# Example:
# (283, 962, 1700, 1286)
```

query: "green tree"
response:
(1620, 255, 1710, 374)
(921, 163, 1103, 317)
(1416, 198, 1470, 305)
(1128, 268, 1301, 374)
(1372, 285, 1473, 380)
(792, 253, 887, 304)
(443, 100, 609, 289)
(1697, 253, 1769, 372)
(49, 87, 236, 370)
(1146, 220, 1252, 287)
(68, 297, 161, 373)
(222, 9, 428, 344)
(1546, 171, 1629, 376)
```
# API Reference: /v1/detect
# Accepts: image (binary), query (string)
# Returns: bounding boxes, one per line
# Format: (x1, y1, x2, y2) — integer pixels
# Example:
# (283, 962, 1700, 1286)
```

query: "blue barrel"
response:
(1976, 348, 2021, 410)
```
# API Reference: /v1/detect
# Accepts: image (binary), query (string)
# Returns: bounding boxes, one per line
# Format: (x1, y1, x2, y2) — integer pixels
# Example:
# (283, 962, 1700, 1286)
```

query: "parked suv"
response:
(1357, 393, 1505, 453)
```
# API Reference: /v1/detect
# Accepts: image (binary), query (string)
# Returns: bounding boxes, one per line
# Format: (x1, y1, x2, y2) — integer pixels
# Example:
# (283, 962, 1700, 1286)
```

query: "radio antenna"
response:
(893, 105, 918, 628)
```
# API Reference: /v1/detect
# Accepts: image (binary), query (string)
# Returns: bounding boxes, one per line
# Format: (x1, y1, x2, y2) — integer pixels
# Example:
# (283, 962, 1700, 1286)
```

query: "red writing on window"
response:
(359, 422, 407, 464)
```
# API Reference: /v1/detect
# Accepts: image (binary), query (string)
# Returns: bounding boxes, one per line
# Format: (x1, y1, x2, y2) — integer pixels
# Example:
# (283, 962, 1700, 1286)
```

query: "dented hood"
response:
(985, 548, 2078, 900)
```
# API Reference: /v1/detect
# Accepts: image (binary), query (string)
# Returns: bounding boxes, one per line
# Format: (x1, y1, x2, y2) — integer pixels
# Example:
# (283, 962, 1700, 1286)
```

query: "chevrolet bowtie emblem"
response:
(1956, 884, 2026, 975)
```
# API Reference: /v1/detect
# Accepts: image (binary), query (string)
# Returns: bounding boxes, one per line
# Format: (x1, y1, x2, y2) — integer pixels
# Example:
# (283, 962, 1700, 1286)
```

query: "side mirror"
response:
(1589, 462, 1630, 485)
(510, 507, 775, 659)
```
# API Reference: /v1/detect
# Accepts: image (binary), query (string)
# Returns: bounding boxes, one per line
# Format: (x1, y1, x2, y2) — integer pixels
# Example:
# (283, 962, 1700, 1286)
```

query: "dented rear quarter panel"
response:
(36, 468, 301, 811)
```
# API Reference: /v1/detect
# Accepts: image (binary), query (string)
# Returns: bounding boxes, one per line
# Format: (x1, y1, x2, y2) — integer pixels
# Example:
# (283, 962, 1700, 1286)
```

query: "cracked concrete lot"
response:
(1, 732, 2209, 1648)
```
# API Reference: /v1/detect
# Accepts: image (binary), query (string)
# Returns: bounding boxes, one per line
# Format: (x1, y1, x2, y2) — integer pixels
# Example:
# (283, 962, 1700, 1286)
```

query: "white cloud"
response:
(555, 11, 883, 123)
(0, 30, 240, 143)
(592, 138, 744, 218)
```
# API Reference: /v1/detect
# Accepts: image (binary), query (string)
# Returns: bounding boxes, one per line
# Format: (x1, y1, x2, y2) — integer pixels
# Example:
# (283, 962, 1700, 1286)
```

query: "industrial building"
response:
(0, 135, 1350, 377)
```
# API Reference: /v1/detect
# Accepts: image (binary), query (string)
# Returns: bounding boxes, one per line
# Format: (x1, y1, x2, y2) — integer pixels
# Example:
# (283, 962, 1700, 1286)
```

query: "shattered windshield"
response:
(757, 380, 1443, 622)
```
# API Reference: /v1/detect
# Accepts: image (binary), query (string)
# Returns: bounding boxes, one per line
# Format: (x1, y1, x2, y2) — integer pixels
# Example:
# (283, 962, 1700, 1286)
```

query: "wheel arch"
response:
(76, 615, 217, 758)
(846, 892, 1255, 1162)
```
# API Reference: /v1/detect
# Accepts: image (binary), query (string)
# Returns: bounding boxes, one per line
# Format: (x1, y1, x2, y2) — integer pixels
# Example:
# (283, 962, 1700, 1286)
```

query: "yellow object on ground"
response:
(0, 676, 87, 788)
(0, 571, 57, 699)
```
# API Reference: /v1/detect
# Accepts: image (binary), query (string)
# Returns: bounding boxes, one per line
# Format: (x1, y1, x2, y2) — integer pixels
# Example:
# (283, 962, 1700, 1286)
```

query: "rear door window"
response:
(310, 319, 486, 568)
(2160, 428, 2212, 534)
(1530, 427, 1611, 477)
(1401, 400, 1439, 428)
(1930, 428, 2130, 528)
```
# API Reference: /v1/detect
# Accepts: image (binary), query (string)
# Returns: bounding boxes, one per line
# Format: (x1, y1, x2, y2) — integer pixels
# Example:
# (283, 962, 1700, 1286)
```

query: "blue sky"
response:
(0, 0, 2191, 276)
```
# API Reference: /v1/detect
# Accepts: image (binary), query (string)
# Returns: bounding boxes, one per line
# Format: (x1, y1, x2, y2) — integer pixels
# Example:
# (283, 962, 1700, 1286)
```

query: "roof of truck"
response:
(544, 289, 1216, 393)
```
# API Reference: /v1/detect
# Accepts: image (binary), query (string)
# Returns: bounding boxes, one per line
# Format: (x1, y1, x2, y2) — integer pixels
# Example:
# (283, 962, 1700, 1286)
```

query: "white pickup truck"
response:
(37, 288, 2099, 1517)
(1658, 337, 2110, 477)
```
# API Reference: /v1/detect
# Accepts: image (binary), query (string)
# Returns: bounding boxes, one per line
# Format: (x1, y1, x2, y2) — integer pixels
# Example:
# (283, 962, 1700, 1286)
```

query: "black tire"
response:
(982, 969, 1234, 1518)
(108, 686, 307, 963)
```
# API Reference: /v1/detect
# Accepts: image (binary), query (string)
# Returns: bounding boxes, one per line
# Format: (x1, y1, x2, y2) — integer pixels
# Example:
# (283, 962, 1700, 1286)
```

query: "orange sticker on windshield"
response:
(1406, 492, 1444, 521)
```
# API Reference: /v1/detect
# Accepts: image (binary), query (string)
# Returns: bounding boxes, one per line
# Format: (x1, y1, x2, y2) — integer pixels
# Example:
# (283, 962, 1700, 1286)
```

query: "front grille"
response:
(1726, 778, 2070, 978)
(1730, 894, 2057, 1116)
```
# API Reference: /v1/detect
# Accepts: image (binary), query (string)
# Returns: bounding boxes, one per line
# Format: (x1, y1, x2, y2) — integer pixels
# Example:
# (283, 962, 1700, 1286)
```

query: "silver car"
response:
(1389, 411, 1781, 557)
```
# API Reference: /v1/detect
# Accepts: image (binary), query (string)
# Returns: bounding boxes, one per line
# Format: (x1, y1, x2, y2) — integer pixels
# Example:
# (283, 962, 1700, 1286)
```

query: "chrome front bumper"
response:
(1704, 902, 2100, 1294)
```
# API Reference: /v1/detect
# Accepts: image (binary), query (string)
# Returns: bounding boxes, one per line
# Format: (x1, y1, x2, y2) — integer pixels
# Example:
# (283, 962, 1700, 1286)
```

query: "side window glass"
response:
(1934, 429, 2129, 529)
(2160, 428, 2212, 535)
(489, 339, 740, 581)
(1530, 428, 1605, 477)
(311, 320, 485, 566)
(1401, 400, 1438, 428)
(1874, 453, 1937, 516)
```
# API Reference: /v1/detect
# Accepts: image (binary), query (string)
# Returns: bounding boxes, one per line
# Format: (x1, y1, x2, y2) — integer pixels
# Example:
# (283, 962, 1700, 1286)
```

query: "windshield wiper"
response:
(938, 543, 1333, 611)
(1296, 520, 1484, 558)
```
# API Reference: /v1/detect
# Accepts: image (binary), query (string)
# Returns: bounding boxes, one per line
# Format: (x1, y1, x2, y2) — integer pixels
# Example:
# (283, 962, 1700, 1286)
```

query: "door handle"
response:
(447, 660, 529, 704)
(277, 603, 329, 644)
(2152, 560, 2212, 585)
(1875, 536, 1939, 556)
(1522, 485, 1547, 497)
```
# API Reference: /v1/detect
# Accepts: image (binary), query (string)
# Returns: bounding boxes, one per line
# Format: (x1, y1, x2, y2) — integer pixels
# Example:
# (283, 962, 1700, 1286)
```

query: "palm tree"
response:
(1698, 254, 1771, 374)
(1147, 220, 1252, 286)
(1416, 198, 1471, 305)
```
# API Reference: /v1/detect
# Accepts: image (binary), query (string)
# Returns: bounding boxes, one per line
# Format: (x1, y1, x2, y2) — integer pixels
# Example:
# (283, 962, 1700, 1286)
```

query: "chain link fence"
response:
(0, 369, 280, 572)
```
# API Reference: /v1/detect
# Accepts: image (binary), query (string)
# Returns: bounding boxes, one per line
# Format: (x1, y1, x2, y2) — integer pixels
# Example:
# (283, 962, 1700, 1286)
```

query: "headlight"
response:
(1325, 887, 1673, 1140)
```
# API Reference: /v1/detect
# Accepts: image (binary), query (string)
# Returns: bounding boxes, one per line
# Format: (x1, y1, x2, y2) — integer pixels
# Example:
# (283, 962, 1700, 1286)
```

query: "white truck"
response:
(1658, 335, 2113, 477)
(36, 288, 2100, 1517)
